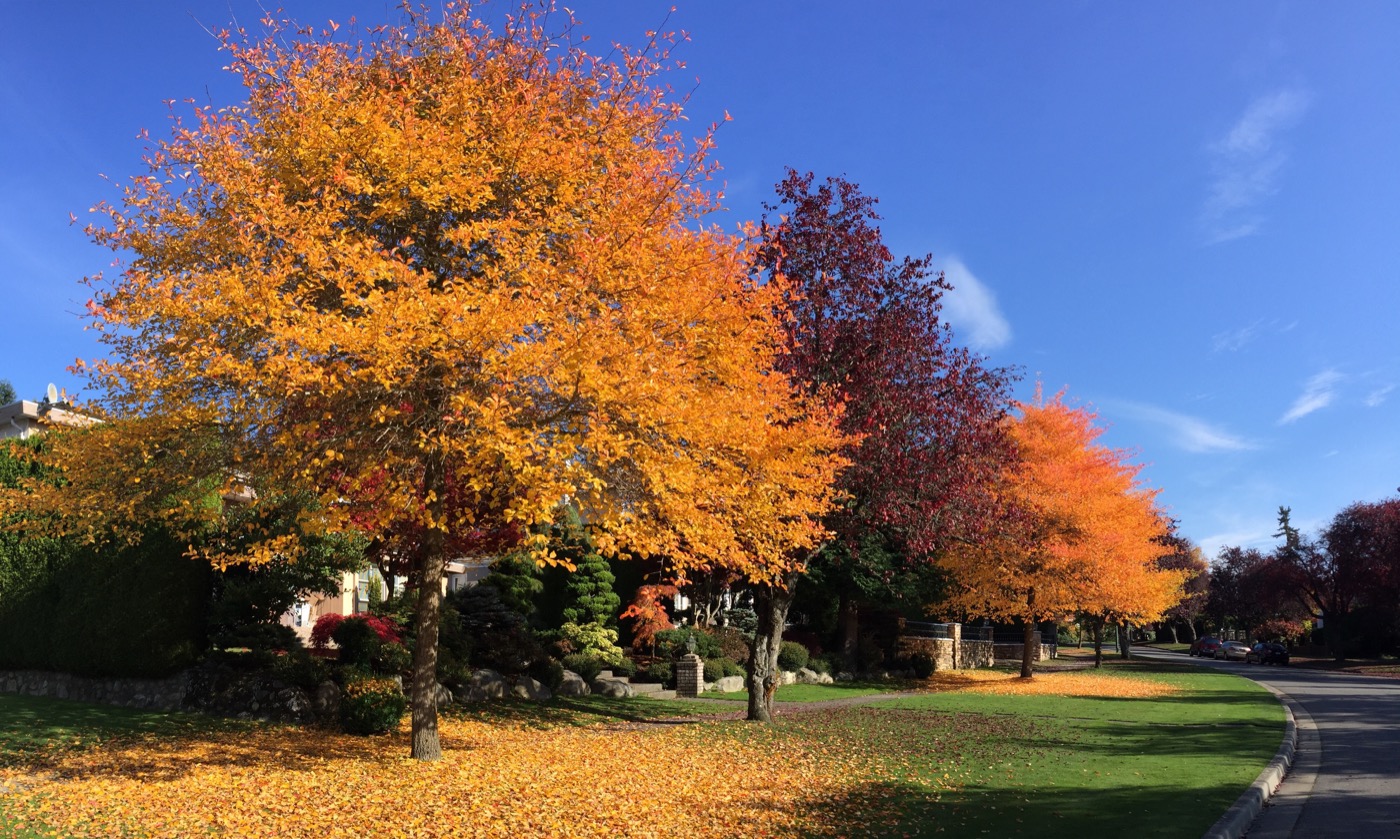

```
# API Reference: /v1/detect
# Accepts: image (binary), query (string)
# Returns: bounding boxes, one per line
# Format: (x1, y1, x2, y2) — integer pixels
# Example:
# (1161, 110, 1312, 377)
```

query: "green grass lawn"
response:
(1, 661, 1282, 838)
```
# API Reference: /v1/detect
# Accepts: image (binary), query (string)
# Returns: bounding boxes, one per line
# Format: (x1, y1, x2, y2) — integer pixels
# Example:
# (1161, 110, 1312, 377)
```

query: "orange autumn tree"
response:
(938, 390, 1179, 677)
(19, 5, 844, 760)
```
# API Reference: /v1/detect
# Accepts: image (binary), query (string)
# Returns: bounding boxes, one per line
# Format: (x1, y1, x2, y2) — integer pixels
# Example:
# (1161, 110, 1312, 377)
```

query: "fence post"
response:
(951, 623, 963, 669)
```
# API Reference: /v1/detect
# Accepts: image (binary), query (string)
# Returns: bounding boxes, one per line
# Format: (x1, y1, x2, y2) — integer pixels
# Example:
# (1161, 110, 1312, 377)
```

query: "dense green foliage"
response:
(777, 640, 810, 671)
(561, 550, 620, 628)
(0, 521, 212, 677)
(338, 677, 408, 735)
(0, 441, 360, 677)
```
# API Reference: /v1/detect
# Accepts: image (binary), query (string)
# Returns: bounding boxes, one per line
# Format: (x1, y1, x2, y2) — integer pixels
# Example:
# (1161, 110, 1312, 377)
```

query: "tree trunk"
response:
(837, 593, 859, 671)
(1093, 620, 1104, 668)
(1167, 623, 1178, 644)
(1183, 621, 1197, 643)
(1019, 622, 1036, 678)
(410, 457, 448, 762)
(1119, 621, 1132, 659)
(747, 572, 799, 722)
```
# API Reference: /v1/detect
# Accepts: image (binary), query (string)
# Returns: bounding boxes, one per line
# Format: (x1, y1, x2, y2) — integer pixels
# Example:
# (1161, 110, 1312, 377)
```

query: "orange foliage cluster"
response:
(921, 669, 1179, 699)
(3, 715, 895, 838)
(938, 391, 1184, 637)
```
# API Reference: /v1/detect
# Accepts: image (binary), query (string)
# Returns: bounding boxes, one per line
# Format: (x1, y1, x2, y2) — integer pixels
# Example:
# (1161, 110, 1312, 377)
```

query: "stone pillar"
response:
(677, 654, 703, 698)
(951, 623, 963, 669)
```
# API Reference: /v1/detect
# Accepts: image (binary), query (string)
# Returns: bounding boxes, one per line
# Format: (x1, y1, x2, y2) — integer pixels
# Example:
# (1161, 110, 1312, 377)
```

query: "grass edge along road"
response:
(1, 661, 1281, 838)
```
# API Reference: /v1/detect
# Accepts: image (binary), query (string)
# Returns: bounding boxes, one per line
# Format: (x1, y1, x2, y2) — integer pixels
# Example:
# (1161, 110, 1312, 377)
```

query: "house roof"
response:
(0, 400, 98, 439)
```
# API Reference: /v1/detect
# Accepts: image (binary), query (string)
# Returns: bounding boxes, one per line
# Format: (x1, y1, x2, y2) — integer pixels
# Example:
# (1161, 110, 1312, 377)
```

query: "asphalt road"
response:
(1135, 647, 1400, 838)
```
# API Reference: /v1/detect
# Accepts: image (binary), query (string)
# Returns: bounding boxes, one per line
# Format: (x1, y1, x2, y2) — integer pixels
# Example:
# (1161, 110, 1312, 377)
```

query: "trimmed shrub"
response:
(708, 626, 752, 665)
(448, 584, 543, 675)
(340, 677, 407, 735)
(702, 659, 725, 683)
(777, 640, 810, 672)
(530, 659, 566, 692)
(0, 526, 211, 678)
(555, 621, 625, 665)
(561, 551, 620, 628)
(721, 659, 746, 678)
(909, 651, 936, 679)
(269, 651, 331, 692)
(652, 627, 722, 661)
(561, 653, 603, 682)
(332, 617, 384, 669)
(640, 660, 673, 687)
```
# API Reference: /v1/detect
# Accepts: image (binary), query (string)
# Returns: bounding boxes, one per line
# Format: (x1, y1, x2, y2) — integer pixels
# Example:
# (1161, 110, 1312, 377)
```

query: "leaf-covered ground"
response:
(0, 665, 1283, 838)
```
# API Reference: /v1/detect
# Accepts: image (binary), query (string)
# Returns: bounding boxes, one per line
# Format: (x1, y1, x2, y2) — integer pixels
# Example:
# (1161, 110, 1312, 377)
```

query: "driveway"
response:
(1136, 647, 1400, 837)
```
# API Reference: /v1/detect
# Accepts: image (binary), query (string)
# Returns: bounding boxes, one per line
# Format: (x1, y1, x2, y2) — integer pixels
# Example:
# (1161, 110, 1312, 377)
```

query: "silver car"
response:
(1215, 641, 1250, 661)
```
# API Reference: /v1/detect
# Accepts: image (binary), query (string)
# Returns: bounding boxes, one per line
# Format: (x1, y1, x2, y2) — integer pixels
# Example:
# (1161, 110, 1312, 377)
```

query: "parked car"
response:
(1215, 640, 1250, 661)
(1245, 642, 1290, 666)
(1190, 636, 1222, 657)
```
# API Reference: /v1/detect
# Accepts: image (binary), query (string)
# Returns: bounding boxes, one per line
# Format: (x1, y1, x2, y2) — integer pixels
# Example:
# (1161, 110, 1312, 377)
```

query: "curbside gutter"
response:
(1201, 682, 1298, 839)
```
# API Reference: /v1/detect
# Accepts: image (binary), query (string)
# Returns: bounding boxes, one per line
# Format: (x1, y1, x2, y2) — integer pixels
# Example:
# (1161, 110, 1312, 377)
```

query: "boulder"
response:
(591, 678, 635, 699)
(313, 680, 341, 717)
(779, 670, 798, 686)
(435, 682, 453, 707)
(511, 676, 553, 702)
(835, 671, 856, 682)
(462, 669, 508, 702)
(557, 670, 591, 697)
(797, 667, 834, 685)
(711, 675, 745, 693)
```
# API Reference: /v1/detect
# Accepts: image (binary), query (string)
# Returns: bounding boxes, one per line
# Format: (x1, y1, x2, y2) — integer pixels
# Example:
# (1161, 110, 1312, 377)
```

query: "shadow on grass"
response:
(793, 777, 1232, 838)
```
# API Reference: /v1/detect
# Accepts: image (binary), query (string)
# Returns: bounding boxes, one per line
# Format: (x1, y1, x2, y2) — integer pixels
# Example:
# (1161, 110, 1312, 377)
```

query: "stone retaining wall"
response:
(958, 639, 994, 669)
(0, 669, 190, 712)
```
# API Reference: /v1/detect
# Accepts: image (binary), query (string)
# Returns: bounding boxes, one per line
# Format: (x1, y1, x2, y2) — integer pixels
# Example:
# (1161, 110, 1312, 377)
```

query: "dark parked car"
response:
(1246, 642, 1290, 666)
(1215, 640, 1250, 661)
(1190, 636, 1222, 657)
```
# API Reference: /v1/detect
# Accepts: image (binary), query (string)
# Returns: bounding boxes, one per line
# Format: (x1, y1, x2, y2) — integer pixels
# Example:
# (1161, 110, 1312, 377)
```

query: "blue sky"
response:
(2, 2, 1397, 560)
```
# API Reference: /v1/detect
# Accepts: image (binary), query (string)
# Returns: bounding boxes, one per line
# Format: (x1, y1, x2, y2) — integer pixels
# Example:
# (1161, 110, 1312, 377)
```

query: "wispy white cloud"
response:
(1212, 320, 1265, 352)
(938, 257, 1011, 351)
(1211, 318, 1296, 352)
(1111, 401, 1255, 453)
(1365, 384, 1395, 407)
(1279, 369, 1343, 424)
(1201, 89, 1311, 244)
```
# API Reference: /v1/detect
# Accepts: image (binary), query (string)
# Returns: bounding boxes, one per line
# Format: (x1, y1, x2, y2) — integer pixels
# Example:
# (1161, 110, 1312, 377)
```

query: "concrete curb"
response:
(1201, 682, 1298, 839)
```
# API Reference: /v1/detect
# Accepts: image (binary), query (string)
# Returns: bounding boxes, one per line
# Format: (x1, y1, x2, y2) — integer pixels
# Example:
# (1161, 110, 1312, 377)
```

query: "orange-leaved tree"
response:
(14, 5, 845, 759)
(938, 390, 1178, 677)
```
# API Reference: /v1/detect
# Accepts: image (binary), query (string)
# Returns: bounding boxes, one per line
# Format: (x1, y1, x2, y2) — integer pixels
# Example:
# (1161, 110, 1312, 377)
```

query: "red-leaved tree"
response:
(744, 171, 1017, 719)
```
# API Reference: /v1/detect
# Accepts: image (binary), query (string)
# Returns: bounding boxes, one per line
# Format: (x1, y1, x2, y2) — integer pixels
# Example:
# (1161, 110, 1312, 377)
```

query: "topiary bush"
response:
(908, 650, 936, 679)
(721, 659, 746, 678)
(339, 677, 407, 735)
(555, 621, 626, 665)
(561, 653, 603, 682)
(702, 659, 725, 683)
(640, 660, 673, 687)
(448, 584, 544, 675)
(777, 640, 810, 672)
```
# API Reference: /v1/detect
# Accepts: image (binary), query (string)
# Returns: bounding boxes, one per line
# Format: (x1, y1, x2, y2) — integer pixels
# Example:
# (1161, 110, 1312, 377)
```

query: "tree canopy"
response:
(5, 5, 844, 759)
(938, 390, 1180, 675)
